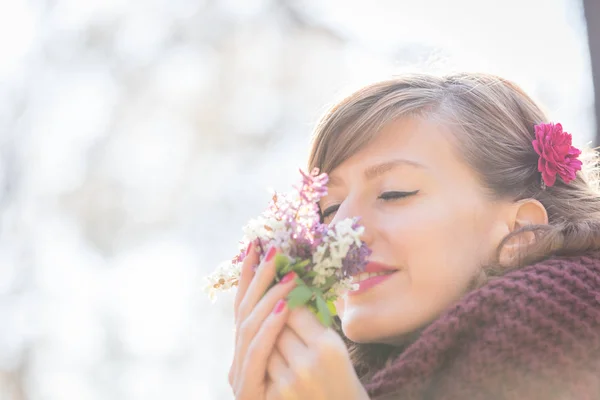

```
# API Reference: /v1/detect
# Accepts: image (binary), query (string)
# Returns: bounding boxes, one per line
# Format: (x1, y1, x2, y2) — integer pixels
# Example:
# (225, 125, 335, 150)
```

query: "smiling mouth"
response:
(348, 261, 398, 293)
(351, 271, 396, 283)
(348, 270, 398, 295)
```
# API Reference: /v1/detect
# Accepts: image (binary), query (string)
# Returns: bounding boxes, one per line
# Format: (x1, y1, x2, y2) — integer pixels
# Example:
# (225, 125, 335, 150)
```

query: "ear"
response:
(510, 198, 548, 231)
(498, 198, 548, 265)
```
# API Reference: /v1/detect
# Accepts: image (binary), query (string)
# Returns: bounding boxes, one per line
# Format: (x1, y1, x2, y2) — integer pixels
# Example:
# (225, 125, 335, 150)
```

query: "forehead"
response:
(328, 117, 463, 180)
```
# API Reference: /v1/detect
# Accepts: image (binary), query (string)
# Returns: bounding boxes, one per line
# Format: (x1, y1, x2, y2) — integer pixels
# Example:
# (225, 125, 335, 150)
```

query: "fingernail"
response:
(245, 241, 253, 257)
(273, 299, 286, 314)
(265, 246, 277, 262)
(279, 271, 296, 284)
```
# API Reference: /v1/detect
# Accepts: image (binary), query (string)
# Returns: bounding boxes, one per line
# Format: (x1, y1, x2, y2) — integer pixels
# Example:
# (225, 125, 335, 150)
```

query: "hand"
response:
(266, 308, 369, 400)
(229, 242, 298, 399)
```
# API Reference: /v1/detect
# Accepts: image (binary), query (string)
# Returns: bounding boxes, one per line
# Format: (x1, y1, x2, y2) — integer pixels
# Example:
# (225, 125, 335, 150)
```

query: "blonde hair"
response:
(307, 72, 600, 376)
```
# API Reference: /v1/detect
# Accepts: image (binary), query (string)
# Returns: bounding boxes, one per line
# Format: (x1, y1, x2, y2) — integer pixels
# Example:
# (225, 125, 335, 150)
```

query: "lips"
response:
(362, 261, 398, 274)
(348, 261, 398, 295)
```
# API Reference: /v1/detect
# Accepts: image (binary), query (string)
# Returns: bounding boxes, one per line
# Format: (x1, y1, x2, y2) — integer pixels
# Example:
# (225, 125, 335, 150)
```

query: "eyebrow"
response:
(328, 159, 426, 187)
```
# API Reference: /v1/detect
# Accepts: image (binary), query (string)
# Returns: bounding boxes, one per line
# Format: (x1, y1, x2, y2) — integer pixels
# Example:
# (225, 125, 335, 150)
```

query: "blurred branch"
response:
(0, 366, 27, 400)
(277, 0, 349, 44)
(584, 0, 600, 145)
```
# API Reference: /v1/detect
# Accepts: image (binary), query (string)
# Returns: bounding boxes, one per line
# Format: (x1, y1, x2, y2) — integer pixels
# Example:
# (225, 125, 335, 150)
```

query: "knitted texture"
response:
(365, 253, 600, 400)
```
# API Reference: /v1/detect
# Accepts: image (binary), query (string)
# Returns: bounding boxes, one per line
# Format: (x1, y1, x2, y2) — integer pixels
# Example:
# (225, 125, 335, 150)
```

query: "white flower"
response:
(204, 260, 241, 302)
(204, 170, 368, 305)
(325, 278, 357, 300)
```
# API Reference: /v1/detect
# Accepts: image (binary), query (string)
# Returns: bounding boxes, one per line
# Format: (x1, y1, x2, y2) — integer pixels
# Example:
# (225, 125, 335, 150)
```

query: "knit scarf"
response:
(364, 253, 600, 400)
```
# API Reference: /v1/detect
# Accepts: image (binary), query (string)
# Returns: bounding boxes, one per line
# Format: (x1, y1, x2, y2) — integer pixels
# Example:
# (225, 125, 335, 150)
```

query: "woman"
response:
(228, 73, 600, 399)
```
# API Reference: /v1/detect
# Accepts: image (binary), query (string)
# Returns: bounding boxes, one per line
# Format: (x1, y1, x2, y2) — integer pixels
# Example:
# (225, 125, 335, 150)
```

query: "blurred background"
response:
(0, 0, 596, 399)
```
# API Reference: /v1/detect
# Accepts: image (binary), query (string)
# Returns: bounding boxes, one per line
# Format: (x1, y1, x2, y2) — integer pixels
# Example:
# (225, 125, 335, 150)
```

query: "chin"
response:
(340, 312, 390, 344)
(341, 323, 374, 343)
(340, 306, 426, 345)
(342, 320, 415, 346)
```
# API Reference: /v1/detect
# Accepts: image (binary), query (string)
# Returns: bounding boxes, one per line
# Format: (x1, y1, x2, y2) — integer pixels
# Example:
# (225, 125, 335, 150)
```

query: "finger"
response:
(265, 377, 277, 400)
(276, 326, 307, 367)
(265, 376, 284, 400)
(234, 240, 260, 322)
(265, 351, 298, 400)
(236, 245, 280, 326)
(233, 272, 297, 388)
(266, 374, 295, 400)
(276, 326, 313, 391)
(287, 309, 348, 371)
(230, 240, 260, 390)
(286, 307, 328, 345)
(237, 298, 290, 396)
(267, 348, 288, 381)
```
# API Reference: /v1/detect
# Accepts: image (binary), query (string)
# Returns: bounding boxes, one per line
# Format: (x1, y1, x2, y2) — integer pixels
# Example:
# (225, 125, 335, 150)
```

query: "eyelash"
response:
(321, 190, 419, 219)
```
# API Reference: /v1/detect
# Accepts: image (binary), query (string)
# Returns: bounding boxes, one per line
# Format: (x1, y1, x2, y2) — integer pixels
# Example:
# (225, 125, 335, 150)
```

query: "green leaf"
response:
(316, 295, 332, 327)
(304, 271, 318, 279)
(290, 261, 309, 276)
(321, 276, 338, 292)
(291, 266, 306, 276)
(280, 265, 293, 277)
(287, 286, 313, 309)
(292, 259, 310, 269)
(326, 300, 337, 316)
(291, 267, 304, 276)
(275, 254, 291, 274)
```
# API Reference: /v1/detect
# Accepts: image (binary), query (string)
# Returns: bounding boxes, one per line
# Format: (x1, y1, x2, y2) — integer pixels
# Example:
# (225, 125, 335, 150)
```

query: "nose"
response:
(330, 198, 374, 247)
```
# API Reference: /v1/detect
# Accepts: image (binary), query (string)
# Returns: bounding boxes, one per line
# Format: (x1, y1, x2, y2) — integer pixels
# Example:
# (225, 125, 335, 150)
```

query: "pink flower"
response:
(532, 122, 582, 187)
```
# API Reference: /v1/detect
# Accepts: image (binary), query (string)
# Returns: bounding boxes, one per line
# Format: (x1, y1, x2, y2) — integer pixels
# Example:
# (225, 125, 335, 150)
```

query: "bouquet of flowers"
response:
(204, 169, 370, 327)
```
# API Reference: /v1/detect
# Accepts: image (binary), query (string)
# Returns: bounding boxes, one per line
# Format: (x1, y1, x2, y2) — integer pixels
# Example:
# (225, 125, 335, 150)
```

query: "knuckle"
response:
(315, 331, 344, 361)
(323, 328, 344, 347)
(315, 338, 333, 355)
(271, 385, 286, 400)
(293, 362, 313, 384)
(278, 376, 298, 398)
(238, 318, 254, 338)
(228, 366, 234, 387)
(245, 337, 260, 359)
(237, 303, 250, 323)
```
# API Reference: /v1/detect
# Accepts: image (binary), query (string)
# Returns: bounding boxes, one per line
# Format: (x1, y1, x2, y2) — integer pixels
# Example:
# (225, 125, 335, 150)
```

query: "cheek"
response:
(401, 198, 491, 267)
(340, 197, 498, 343)
(375, 202, 488, 331)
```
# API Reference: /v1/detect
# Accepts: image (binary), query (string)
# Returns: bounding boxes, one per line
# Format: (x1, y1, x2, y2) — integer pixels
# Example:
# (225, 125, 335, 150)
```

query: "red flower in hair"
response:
(532, 122, 582, 187)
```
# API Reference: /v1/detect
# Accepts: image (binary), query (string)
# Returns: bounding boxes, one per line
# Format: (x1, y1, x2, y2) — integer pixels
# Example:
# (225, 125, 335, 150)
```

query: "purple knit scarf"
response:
(364, 253, 600, 400)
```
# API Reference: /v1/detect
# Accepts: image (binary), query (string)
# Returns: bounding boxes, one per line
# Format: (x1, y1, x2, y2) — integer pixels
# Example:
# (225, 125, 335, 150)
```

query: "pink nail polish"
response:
(273, 299, 286, 314)
(245, 242, 253, 257)
(265, 246, 276, 262)
(279, 272, 296, 284)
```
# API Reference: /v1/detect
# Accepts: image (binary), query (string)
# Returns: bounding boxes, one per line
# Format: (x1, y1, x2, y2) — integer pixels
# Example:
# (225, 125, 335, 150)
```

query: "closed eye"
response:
(321, 204, 340, 219)
(378, 190, 419, 201)
(321, 190, 419, 221)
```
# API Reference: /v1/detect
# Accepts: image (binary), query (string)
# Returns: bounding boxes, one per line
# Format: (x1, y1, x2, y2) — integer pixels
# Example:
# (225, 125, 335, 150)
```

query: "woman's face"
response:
(320, 117, 510, 344)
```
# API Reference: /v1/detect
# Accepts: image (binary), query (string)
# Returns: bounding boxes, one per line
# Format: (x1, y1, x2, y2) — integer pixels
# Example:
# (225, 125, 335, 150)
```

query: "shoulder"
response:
(438, 252, 600, 363)
(475, 252, 600, 312)
(418, 252, 600, 363)
(502, 251, 600, 289)
(433, 253, 600, 395)
(365, 253, 600, 399)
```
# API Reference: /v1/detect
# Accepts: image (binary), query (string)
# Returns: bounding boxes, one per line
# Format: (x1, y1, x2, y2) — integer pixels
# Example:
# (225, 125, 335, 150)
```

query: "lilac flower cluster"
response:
(205, 169, 370, 322)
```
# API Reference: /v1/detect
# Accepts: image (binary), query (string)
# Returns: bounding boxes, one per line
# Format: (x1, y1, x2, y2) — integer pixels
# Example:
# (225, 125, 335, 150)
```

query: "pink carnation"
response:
(532, 122, 582, 187)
